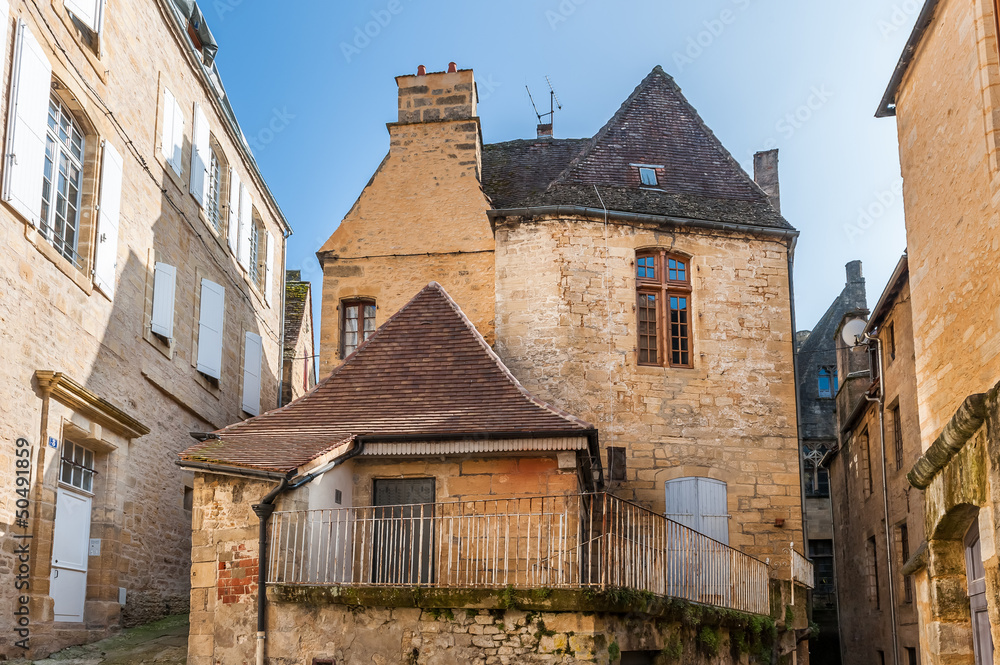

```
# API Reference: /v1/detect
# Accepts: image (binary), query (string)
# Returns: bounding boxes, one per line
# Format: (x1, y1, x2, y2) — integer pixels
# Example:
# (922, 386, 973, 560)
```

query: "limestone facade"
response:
(0, 0, 288, 657)
(827, 263, 925, 665)
(315, 64, 804, 568)
(879, 0, 1000, 660)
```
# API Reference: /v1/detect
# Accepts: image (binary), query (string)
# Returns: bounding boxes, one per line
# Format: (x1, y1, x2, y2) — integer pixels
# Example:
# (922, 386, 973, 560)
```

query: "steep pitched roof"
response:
(481, 66, 791, 230)
(283, 272, 310, 359)
(179, 283, 593, 474)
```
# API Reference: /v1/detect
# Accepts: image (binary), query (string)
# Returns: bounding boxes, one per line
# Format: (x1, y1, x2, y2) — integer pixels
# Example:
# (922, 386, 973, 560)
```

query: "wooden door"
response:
(372, 478, 435, 584)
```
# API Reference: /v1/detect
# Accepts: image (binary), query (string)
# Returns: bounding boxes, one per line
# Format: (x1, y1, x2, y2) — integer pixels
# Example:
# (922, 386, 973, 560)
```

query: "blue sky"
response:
(209, 0, 916, 336)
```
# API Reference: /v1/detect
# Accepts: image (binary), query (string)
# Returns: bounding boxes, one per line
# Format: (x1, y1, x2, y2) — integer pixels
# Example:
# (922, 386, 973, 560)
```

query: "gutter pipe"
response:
(250, 438, 367, 665)
(863, 332, 900, 665)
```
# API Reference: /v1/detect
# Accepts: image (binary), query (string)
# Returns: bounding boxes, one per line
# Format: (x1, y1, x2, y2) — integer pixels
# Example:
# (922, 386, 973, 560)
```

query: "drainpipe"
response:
(250, 439, 366, 665)
(863, 333, 899, 665)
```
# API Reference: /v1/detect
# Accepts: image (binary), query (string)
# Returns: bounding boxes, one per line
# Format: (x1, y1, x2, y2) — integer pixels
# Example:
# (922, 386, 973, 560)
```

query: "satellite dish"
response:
(841, 318, 867, 347)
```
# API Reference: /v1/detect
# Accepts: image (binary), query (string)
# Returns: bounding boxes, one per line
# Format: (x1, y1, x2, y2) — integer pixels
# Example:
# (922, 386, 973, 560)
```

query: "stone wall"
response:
(828, 280, 925, 663)
(893, 0, 1000, 450)
(317, 68, 495, 376)
(493, 216, 802, 563)
(0, 0, 285, 657)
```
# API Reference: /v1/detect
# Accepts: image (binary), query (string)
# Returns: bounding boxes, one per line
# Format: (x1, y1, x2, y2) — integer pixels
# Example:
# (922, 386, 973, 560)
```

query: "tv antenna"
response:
(526, 76, 562, 128)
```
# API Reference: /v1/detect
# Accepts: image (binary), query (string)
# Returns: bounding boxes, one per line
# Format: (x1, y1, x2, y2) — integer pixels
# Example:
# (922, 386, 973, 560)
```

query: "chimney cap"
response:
(417, 64, 426, 76)
(447, 62, 457, 73)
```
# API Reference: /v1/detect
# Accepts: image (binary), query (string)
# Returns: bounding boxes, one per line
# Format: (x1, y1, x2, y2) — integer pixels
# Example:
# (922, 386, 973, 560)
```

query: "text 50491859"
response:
(13, 437, 32, 650)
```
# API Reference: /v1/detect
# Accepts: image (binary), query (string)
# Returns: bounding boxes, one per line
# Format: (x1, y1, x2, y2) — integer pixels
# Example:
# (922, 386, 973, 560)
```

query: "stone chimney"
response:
(753, 149, 781, 213)
(536, 123, 553, 139)
(396, 63, 477, 123)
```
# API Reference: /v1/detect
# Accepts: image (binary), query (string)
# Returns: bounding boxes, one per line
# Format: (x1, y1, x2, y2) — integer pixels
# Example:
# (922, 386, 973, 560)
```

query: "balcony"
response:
(266, 492, 790, 616)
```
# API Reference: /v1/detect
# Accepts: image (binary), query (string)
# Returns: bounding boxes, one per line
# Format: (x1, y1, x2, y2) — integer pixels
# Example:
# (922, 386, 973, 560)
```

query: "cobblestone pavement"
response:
(14, 615, 188, 665)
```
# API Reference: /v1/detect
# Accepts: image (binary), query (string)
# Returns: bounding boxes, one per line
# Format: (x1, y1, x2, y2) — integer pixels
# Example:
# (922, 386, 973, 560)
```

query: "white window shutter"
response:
(227, 168, 240, 252)
(189, 103, 209, 206)
(3, 21, 51, 226)
(264, 230, 275, 305)
(241, 331, 262, 416)
(64, 0, 102, 32)
(160, 88, 175, 166)
(196, 279, 225, 379)
(150, 262, 176, 339)
(170, 96, 184, 176)
(93, 141, 123, 297)
(237, 184, 252, 270)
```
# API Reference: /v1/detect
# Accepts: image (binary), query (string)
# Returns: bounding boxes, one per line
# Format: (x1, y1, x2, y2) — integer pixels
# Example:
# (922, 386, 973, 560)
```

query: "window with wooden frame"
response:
(636, 250, 692, 367)
(341, 299, 376, 358)
(861, 428, 873, 498)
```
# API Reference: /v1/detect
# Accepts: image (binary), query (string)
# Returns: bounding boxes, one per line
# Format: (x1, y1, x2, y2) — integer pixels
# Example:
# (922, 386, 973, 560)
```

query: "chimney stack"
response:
(753, 149, 781, 213)
(536, 123, 553, 139)
(396, 63, 477, 123)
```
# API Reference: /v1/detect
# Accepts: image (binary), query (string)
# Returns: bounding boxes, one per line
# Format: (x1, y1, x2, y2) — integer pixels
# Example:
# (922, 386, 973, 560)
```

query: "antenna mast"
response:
(526, 76, 562, 138)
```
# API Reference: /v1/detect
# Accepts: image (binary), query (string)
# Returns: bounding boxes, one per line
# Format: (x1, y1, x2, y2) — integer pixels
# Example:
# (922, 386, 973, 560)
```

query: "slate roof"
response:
(283, 271, 310, 360)
(481, 66, 792, 230)
(179, 283, 593, 474)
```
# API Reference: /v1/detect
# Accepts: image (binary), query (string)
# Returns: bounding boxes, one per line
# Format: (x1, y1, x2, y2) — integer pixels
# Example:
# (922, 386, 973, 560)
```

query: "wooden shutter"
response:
(161, 88, 183, 176)
(664, 477, 729, 544)
(664, 477, 699, 531)
(93, 141, 123, 297)
(237, 183, 252, 269)
(189, 103, 209, 206)
(241, 331, 262, 416)
(160, 87, 176, 168)
(227, 168, 240, 251)
(150, 262, 176, 338)
(3, 21, 51, 226)
(64, 0, 102, 32)
(196, 279, 225, 379)
(264, 230, 275, 305)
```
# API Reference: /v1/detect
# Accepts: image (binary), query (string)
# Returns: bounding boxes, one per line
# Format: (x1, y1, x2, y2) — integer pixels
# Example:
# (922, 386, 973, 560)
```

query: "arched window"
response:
(636, 250, 692, 368)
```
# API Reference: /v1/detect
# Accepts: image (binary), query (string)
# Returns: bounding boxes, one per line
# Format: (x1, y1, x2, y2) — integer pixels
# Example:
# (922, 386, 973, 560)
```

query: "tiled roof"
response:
(179, 283, 593, 473)
(481, 66, 791, 230)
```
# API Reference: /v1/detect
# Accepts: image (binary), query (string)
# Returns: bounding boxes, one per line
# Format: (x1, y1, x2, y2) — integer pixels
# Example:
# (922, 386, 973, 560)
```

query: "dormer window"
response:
(631, 163, 663, 188)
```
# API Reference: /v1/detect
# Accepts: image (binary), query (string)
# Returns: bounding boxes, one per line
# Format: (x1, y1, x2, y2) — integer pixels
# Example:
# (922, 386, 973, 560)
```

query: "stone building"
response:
(280, 270, 315, 406)
(319, 63, 805, 565)
(877, 0, 1000, 661)
(180, 283, 799, 665)
(0, 0, 290, 657)
(823, 256, 925, 665)
(794, 260, 867, 664)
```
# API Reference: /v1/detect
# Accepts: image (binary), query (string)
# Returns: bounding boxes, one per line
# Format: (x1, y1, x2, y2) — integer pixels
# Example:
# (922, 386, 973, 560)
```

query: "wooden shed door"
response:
(372, 478, 435, 584)
(965, 521, 994, 665)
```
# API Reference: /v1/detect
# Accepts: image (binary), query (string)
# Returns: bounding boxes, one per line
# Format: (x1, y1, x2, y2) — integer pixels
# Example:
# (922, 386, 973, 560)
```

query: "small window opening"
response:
(607, 447, 626, 482)
(335, 490, 343, 505)
(183, 486, 194, 511)
(638, 167, 657, 186)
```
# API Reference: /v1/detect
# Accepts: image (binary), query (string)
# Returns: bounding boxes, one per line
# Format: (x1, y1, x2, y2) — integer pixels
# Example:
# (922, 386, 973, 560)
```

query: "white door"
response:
(50, 487, 92, 622)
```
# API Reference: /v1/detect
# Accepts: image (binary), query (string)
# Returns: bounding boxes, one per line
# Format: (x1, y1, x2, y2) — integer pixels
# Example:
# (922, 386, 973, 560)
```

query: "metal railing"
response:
(267, 492, 771, 615)
(791, 548, 815, 589)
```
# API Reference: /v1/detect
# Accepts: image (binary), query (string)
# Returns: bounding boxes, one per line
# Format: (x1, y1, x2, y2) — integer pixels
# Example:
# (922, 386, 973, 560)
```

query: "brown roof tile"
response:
(179, 283, 593, 473)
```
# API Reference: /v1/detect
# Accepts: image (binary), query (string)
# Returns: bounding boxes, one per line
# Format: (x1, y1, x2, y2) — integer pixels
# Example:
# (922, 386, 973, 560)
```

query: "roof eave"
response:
(488, 205, 798, 240)
(865, 254, 909, 334)
(875, 0, 940, 118)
